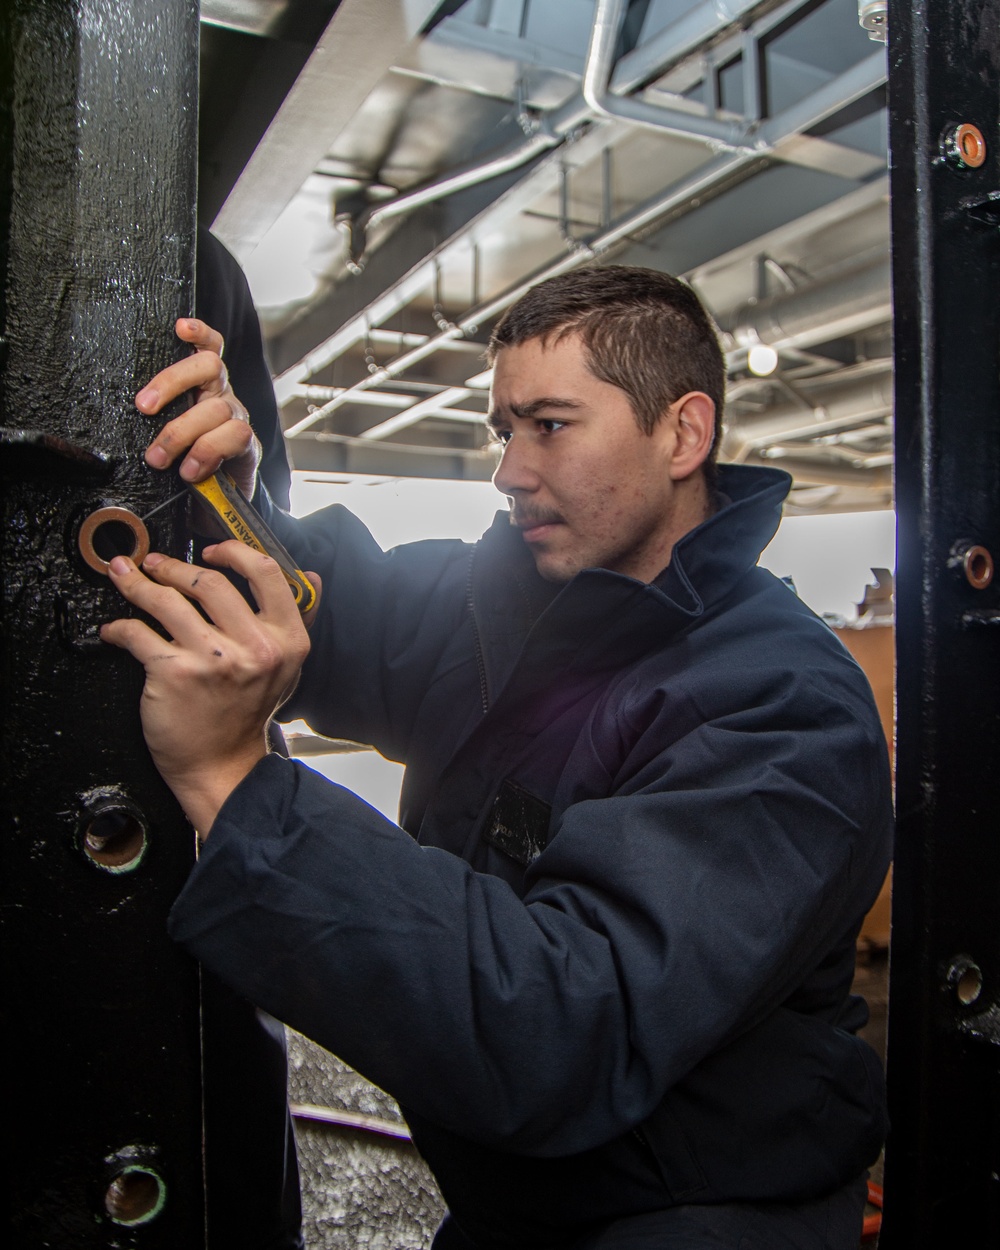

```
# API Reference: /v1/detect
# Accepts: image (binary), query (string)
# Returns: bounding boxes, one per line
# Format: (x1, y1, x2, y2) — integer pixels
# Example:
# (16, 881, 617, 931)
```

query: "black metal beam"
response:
(884, 1, 1000, 1242)
(0, 1, 204, 1244)
(198, 1, 343, 222)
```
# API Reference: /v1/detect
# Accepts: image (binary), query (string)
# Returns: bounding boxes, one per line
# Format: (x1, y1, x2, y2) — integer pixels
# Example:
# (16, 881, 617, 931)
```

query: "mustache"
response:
(509, 509, 563, 529)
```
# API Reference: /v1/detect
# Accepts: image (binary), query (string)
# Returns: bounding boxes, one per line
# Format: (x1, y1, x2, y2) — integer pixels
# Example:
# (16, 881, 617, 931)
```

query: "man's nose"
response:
(492, 433, 538, 496)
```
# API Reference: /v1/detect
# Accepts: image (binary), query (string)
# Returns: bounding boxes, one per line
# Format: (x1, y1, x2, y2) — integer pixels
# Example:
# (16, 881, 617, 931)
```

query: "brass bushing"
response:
(962, 544, 994, 590)
(77, 506, 150, 575)
(948, 123, 987, 170)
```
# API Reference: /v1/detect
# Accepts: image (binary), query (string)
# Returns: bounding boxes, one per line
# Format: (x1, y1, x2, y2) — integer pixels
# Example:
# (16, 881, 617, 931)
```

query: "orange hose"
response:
(861, 1180, 883, 1242)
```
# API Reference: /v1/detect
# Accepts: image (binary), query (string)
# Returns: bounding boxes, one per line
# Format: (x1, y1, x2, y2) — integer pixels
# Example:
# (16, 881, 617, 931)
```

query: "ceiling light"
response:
(747, 343, 779, 376)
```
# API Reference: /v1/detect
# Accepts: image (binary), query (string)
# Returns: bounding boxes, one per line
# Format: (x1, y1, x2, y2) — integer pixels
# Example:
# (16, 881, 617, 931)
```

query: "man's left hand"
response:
(101, 540, 314, 836)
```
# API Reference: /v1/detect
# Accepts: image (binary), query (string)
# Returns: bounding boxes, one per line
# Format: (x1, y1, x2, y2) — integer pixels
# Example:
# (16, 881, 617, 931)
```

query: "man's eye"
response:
(539, 419, 566, 434)
(493, 429, 512, 445)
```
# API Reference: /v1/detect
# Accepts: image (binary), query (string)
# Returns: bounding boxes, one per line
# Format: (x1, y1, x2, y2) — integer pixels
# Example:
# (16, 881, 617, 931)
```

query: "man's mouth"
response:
(512, 514, 563, 543)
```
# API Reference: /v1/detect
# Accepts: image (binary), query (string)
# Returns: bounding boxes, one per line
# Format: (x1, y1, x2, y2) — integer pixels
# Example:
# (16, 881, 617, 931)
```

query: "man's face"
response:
(488, 333, 685, 584)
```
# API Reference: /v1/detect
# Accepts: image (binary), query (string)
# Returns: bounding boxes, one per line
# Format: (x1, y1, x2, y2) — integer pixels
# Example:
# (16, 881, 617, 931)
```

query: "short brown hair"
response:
(488, 265, 724, 482)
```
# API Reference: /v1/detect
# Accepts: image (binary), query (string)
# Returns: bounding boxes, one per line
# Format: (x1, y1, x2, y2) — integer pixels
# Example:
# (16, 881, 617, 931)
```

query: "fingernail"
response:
(136, 386, 159, 410)
(109, 557, 132, 575)
(145, 444, 168, 468)
(185, 318, 200, 331)
(143, 552, 164, 568)
(180, 456, 199, 481)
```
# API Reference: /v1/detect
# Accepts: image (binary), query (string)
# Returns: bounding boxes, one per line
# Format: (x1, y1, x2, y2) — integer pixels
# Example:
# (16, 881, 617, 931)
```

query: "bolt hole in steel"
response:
(963, 544, 994, 589)
(91, 519, 139, 562)
(946, 122, 987, 169)
(947, 957, 985, 1008)
(104, 1166, 166, 1226)
(78, 506, 150, 575)
(79, 797, 148, 872)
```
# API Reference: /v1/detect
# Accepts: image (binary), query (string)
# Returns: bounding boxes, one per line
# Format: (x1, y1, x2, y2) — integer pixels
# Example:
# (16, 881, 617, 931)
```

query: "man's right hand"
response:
(137, 318, 260, 499)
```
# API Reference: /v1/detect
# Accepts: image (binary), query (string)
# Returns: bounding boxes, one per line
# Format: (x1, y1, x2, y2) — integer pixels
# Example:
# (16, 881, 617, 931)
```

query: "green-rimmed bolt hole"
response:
(104, 1166, 166, 1226)
(79, 796, 148, 873)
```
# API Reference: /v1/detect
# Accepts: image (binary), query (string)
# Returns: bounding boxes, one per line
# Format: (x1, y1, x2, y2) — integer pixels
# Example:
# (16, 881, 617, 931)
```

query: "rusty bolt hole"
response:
(105, 1166, 166, 1226)
(963, 545, 994, 590)
(81, 805, 147, 873)
(78, 506, 149, 576)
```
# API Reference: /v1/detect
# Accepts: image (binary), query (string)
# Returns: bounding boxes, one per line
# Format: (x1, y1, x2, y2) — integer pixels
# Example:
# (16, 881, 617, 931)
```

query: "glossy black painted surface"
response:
(886, 1, 1000, 1242)
(0, 1, 204, 1245)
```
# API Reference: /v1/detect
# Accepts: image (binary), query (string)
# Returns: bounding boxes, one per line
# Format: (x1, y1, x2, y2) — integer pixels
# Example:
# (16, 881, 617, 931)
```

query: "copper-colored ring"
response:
(78, 506, 150, 575)
(953, 123, 987, 169)
(963, 544, 994, 590)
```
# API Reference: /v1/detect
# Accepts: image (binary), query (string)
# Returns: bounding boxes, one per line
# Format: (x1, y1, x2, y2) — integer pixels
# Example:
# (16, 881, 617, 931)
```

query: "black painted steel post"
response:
(885, 1, 1000, 1242)
(0, 1, 204, 1245)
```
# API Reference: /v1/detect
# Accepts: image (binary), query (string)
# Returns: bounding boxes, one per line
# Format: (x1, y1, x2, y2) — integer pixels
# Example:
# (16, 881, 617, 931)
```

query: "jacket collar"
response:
(471, 464, 791, 704)
(650, 463, 791, 613)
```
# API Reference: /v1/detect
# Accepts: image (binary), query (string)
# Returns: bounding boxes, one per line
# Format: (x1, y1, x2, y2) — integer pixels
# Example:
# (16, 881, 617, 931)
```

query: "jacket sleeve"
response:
(168, 651, 892, 1159)
(195, 228, 292, 510)
(257, 496, 475, 760)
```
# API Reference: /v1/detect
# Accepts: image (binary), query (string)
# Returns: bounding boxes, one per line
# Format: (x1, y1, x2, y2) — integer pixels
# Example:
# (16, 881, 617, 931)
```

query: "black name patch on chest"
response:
(484, 779, 552, 866)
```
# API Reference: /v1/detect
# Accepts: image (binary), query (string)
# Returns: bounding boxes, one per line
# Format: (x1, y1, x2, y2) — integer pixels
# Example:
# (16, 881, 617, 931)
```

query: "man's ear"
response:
(667, 391, 716, 481)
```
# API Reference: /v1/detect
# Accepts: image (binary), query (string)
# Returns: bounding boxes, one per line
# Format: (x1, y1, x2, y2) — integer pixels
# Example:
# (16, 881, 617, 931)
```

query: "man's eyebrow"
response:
(486, 396, 582, 433)
(492, 397, 581, 422)
(513, 397, 581, 419)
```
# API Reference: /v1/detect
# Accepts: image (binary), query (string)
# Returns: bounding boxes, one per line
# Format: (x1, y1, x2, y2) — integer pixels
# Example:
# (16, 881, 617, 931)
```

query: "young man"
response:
(104, 266, 892, 1250)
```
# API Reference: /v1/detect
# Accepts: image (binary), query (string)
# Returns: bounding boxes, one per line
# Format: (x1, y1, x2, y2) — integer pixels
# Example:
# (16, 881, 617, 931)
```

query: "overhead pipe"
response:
(722, 367, 893, 456)
(610, 0, 769, 94)
(295, 386, 420, 409)
(343, 0, 771, 267)
(359, 386, 474, 440)
(722, 256, 892, 357)
(815, 439, 893, 467)
(273, 264, 436, 405)
(581, 0, 752, 148)
(744, 451, 892, 489)
(340, 117, 566, 269)
(287, 49, 888, 437)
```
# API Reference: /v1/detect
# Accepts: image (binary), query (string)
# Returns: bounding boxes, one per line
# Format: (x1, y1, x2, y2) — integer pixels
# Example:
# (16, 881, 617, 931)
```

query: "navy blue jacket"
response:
(169, 464, 892, 1249)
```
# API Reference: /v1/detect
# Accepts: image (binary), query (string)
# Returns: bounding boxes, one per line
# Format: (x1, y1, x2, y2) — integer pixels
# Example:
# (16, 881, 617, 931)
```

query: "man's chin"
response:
(529, 550, 579, 584)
